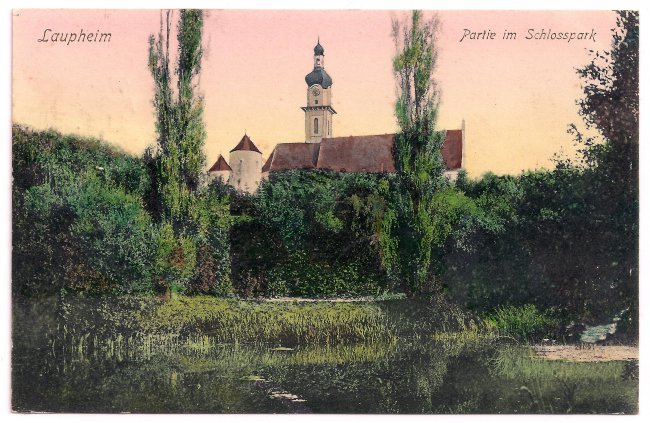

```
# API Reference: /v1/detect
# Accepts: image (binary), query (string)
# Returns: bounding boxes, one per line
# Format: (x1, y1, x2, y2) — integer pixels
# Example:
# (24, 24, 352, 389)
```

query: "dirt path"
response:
(262, 296, 402, 302)
(533, 345, 638, 362)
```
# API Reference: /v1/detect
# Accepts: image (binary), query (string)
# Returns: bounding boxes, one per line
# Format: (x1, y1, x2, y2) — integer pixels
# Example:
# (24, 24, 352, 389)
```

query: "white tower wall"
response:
(229, 150, 263, 193)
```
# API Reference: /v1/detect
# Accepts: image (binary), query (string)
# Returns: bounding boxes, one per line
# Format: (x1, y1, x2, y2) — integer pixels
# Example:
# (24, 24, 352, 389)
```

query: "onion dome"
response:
(305, 39, 332, 88)
(305, 68, 332, 88)
(314, 40, 324, 56)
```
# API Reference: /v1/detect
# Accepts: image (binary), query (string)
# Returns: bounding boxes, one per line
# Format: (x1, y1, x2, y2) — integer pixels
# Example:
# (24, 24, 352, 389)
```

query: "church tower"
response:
(301, 39, 336, 143)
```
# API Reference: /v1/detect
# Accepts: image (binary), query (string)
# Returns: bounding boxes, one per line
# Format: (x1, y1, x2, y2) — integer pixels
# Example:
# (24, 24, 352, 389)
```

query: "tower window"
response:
(314, 118, 319, 134)
(315, 100, 318, 104)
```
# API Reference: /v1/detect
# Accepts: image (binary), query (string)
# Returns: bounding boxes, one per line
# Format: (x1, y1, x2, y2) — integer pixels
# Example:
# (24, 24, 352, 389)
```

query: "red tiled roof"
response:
(263, 130, 463, 173)
(230, 134, 262, 154)
(208, 154, 232, 172)
(316, 134, 396, 173)
(263, 142, 321, 172)
(261, 154, 273, 173)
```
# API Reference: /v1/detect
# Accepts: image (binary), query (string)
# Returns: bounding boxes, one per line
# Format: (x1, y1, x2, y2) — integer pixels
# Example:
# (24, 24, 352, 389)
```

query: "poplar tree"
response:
(384, 11, 447, 296)
(148, 9, 206, 222)
(146, 10, 207, 297)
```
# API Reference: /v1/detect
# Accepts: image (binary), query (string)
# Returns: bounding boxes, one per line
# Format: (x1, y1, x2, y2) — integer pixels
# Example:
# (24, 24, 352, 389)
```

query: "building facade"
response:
(301, 39, 336, 143)
(208, 40, 466, 193)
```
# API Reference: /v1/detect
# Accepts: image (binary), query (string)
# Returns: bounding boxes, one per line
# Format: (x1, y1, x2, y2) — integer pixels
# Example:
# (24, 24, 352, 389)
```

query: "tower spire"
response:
(313, 38, 324, 57)
(302, 40, 336, 143)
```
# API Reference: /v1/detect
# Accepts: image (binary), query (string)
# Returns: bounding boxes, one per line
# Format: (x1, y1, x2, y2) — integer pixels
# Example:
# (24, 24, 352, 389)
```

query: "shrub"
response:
(484, 305, 559, 341)
(229, 170, 392, 297)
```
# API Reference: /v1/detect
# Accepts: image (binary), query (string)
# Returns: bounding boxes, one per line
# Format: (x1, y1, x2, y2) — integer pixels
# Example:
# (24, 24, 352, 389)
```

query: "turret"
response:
(207, 154, 232, 184)
(229, 134, 263, 193)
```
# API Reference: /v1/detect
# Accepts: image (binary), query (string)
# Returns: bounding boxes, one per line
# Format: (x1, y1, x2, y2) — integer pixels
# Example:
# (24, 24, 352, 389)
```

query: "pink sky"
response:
(12, 9, 617, 177)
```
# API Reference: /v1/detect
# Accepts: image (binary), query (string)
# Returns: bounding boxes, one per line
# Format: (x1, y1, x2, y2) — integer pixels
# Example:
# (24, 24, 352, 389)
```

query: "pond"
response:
(12, 300, 638, 414)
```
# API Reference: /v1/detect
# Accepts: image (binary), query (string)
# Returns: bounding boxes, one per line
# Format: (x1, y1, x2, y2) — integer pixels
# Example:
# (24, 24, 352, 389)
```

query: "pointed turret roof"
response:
(230, 134, 262, 154)
(208, 154, 232, 172)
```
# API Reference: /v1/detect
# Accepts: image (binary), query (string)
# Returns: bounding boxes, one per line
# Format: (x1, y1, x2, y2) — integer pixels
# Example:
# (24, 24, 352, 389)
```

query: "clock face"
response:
(311, 87, 321, 97)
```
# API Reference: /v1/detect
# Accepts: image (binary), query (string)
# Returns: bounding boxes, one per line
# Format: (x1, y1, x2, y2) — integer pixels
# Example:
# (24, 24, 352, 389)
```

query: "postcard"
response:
(10, 6, 639, 414)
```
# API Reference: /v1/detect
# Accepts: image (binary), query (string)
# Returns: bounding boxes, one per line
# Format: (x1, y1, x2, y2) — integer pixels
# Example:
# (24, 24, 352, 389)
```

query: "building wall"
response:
(306, 86, 332, 107)
(305, 85, 333, 142)
(207, 170, 231, 184)
(229, 150, 263, 193)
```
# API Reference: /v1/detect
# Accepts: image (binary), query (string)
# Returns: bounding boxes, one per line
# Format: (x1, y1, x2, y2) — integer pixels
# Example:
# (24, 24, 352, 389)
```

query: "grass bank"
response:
(22, 294, 580, 351)
(16, 292, 489, 347)
(139, 295, 393, 344)
(16, 294, 398, 346)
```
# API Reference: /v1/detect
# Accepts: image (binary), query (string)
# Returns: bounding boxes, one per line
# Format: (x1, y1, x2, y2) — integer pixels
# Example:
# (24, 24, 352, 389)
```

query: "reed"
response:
(50, 295, 396, 345)
(146, 296, 394, 344)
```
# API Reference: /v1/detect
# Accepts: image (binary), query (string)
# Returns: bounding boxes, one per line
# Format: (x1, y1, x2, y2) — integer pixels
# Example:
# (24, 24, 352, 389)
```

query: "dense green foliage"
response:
(12, 11, 227, 300)
(229, 168, 503, 300)
(13, 126, 156, 295)
(443, 12, 638, 329)
(231, 170, 394, 297)
(12, 125, 232, 297)
(445, 168, 636, 323)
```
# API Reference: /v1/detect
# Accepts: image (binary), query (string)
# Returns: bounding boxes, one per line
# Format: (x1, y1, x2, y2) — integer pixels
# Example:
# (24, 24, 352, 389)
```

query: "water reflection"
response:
(12, 303, 638, 414)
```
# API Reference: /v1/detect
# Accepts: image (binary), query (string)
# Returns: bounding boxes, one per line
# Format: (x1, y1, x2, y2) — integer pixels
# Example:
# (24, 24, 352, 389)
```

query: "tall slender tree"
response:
(146, 10, 207, 297)
(148, 9, 207, 222)
(384, 11, 447, 296)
